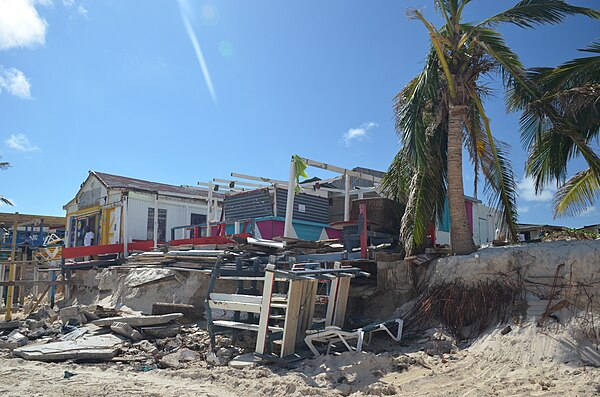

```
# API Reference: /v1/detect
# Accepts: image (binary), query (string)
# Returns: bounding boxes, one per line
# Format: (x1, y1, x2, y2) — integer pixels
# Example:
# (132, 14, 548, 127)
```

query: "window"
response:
(190, 213, 206, 225)
(147, 208, 167, 242)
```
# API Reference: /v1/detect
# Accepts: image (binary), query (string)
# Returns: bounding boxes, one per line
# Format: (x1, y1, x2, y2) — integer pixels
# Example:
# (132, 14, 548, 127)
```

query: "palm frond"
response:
(554, 168, 600, 217)
(0, 196, 14, 206)
(381, 150, 412, 204)
(472, 94, 519, 241)
(483, 0, 600, 29)
(395, 48, 445, 166)
(0, 161, 10, 170)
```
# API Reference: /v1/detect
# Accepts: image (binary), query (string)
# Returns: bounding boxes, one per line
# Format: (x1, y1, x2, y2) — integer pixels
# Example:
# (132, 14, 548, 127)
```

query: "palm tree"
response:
(382, 0, 599, 255)
(0, 159, 13, 206)
(509, 41, 600, 217)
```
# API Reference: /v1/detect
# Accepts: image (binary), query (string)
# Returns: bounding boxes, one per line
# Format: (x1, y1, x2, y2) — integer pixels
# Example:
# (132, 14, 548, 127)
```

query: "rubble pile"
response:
(0, 304, 247, 369)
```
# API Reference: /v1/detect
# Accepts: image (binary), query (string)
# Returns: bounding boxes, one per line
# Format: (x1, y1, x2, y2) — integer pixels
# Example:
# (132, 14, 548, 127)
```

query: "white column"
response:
(123, 196, 129, 257)
(283, 157, 296, 238)
(344, 173, 351, 222)
(153, 194, 159, 248)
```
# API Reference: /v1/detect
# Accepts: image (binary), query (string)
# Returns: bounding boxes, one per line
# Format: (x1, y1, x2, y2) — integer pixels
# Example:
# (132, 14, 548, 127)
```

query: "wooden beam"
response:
(0, 280, 72, 287)
(255, 265, 275, 355)
(280, 278, 303, 357)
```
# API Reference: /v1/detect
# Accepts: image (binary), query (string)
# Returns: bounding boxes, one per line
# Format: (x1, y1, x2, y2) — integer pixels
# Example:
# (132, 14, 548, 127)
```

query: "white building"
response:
(63, 171, 215, 248)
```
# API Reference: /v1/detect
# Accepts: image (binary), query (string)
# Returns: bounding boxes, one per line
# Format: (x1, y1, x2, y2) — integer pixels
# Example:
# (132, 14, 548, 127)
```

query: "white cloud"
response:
(0, 66, 31, 98)
(517, 175, 555, 202)
(578, 206, 598, 217)
(520, 205, 530, 214)
(62, 0, 75, 5)
(343, 122, 377, 146)
(77, 4, 88, 18)
(6, 133, 40, 152)
(0, 0, 48, 50)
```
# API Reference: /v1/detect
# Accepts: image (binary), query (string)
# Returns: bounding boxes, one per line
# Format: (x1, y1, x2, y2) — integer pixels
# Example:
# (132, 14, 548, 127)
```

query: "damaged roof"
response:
(92, 171, 208, 198)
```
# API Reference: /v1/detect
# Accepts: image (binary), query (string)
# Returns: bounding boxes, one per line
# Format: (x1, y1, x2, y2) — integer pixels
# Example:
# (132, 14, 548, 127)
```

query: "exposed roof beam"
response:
(212, 178, 267, 188)
(230, 172, 288, 185)
(301, 157, 382, 183)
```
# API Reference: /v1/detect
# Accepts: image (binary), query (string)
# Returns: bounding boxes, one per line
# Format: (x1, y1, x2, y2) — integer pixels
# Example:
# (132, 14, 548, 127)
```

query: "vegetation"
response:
(0, 158, 13, 206)
(509, 41, 600, 217)
(382, 0, 599, 255)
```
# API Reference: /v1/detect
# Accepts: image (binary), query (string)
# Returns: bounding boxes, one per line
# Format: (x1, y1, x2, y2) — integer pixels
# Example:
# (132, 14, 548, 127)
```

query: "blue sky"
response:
(0, 0, 598, 228)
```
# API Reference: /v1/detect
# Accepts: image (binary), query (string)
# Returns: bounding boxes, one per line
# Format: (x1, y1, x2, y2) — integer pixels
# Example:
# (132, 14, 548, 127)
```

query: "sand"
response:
(2, 321, 598, 397)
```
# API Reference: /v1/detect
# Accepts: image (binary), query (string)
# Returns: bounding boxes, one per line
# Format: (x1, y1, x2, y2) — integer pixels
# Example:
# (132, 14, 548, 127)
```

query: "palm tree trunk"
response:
(447, 103, 477, 255)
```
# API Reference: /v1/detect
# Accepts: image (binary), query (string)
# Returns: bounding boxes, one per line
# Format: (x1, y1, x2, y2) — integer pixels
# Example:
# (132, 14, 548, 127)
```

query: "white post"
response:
(272, 184, 277, 217)
(283, 157, 296, 238)
(344, 173, 351, 222)
(206, 181, 213, 237)
(153, 194, 159, 247)
(123, 195, 129, 257)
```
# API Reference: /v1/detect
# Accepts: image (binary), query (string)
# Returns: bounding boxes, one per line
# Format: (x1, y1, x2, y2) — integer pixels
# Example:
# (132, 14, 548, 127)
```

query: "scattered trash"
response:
(63, 371, 77, 379)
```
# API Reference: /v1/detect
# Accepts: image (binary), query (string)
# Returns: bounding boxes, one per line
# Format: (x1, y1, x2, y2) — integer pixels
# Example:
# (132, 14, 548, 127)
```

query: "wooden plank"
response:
(304, 280, 318, 333)
(212, 319, 286, 333)
(0, 280, 71, 287)
(332, 276, 351, 328)
(209, 293, 262, 304)
(208, 300, 261, 313)
(255, 265, 275, 354)
(280, 279, 304, 357)
(325, 276, 339, 326)
(296, 279, 317, 343)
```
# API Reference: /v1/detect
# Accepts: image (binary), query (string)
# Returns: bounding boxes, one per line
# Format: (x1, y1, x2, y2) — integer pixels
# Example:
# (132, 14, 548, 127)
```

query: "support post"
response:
(206, 181, 214, 237)
(255, 264, 276, 354)
(122, 195, 129, 257)
(284, 157, 296, 238)
(153, 193, 159, 248)
(344, 173, 351, 222)
(5, 212, 18, 321)
(359, 203, 368, 259)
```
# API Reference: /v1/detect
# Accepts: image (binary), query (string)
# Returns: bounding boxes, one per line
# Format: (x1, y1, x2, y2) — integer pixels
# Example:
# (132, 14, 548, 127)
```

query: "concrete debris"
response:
(59, 328, 89, 341)
(59, 305, 87, 326)
(0, 320, 22, 331)
(159, 348, 201, 369)
(13, 334, 123, 362)
(92, 313, 183, 327)
(141, 324, 181, 339)
(110, 322, 143, 341)
(135, 340, 159, 355)
(229, 352, 260, 369)
(0, 330, 28, 349)
(152, 302, 201, 324)
(206, 351, 230, 366)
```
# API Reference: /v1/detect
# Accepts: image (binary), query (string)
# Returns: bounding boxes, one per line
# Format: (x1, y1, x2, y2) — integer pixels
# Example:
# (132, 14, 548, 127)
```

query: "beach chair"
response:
(304, 318, 403, 356)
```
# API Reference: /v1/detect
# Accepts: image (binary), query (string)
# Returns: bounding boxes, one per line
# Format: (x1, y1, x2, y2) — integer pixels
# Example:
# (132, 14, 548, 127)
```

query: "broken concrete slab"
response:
(152, 302, 202, 324)
(141, 324, 181, 339)
(59, 306, 87, 326)
(135, 340, 158, 355)
(13, 334, 123, 362)
(160, 348, 202, 368)
(59, 328, 88, 341)
(229, 352, 260, 369)
(0, 331, 28, 349)
(0, 320, 22, 331)
(92, 313, 183, 327)
(110, 322, 142, 341)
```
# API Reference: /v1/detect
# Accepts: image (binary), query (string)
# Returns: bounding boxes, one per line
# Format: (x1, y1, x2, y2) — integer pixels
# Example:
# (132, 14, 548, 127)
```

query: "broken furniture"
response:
(205, 256, 366, 359)
(304, 318, 404, 356)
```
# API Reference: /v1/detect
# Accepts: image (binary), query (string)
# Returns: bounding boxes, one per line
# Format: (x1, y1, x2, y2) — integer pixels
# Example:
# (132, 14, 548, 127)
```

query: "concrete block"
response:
(110, 322, 142, 341)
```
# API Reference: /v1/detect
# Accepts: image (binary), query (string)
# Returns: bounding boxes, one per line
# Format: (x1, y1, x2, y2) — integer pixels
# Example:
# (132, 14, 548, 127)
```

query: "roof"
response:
(92, 171, 208, 198)
(517, 223, 565, 232)
(0, 212, 66, 228)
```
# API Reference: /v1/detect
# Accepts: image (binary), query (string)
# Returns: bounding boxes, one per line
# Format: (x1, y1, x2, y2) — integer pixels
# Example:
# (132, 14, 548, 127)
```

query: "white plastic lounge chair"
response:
(304, 318, 403, 356)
